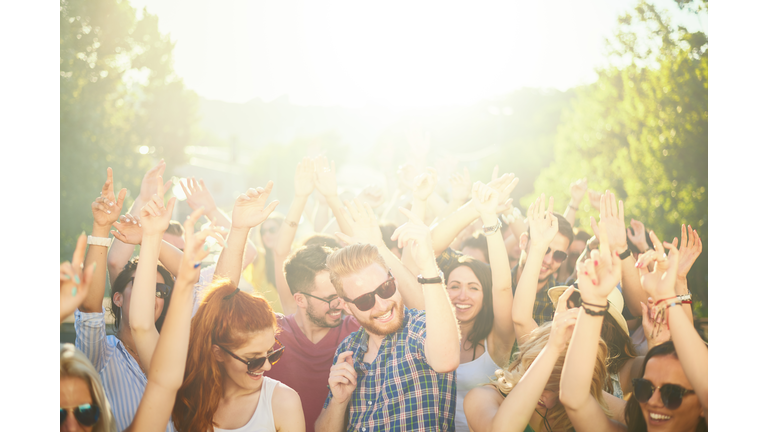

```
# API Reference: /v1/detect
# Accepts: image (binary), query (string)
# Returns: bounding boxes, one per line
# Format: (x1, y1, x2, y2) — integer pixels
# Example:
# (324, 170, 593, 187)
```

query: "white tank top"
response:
(455, 339, 502, 432)
(214, 377, 278, 432)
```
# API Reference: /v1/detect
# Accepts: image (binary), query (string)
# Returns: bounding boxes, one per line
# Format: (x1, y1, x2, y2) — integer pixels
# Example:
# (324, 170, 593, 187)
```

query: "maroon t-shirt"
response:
(267, 313, 360, 432)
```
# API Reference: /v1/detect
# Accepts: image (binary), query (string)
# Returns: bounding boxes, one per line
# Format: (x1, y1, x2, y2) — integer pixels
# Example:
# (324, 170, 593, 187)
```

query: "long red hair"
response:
(172, 279, 278, 432)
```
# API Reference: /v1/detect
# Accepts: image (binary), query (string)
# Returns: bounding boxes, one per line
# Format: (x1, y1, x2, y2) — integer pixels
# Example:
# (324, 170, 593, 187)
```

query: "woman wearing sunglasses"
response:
(559, 221, 707, 431)
(171, 280, 305, 432)
(61, 343, 116, 432)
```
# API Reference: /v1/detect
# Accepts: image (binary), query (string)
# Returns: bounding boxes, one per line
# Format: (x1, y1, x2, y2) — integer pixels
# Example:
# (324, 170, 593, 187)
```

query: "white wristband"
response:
(87, 235, 113, 247)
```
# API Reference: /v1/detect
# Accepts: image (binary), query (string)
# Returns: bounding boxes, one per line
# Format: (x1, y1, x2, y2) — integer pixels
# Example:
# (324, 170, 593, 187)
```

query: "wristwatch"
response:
(482, 218, 502, 236)
(417, 271, 444, 285)
(618, 248, 631, 260)
(87, 235, 113, 247)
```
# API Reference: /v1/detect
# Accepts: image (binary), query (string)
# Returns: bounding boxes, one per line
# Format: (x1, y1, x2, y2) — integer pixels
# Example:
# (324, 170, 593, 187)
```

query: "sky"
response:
(128, 0, 707, 108)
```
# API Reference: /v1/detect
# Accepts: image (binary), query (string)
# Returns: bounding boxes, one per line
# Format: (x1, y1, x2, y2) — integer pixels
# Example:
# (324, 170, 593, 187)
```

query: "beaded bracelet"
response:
(678, 292, 692, 302)
(582, 306, 608, 317)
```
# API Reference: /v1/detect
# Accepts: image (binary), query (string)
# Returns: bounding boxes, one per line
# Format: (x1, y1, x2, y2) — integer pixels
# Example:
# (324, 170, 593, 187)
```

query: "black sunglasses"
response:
(60, 403, 100, 427)
(301, 292, 342, 310)
(632, 378, 695, 409)
(218, 341, 285, 372)
(546, 247, 568, 263)
(129, 277, 172, 298)
(342, 271, 397, 312)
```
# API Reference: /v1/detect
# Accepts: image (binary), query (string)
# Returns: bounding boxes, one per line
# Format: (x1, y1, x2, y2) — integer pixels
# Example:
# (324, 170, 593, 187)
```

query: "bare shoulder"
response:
(272, 382, 305, 432)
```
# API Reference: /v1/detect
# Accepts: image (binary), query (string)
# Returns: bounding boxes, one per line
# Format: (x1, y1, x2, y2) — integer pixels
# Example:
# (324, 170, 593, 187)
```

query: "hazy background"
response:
(60, 0, 708, 314)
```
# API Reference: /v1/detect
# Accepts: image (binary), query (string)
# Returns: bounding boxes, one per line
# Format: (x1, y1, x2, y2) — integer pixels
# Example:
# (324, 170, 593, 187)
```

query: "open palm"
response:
(232, 181, 280, 229)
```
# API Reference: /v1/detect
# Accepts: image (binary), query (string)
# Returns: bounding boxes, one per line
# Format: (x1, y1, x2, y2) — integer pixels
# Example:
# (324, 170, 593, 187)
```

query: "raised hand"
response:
(138, 159, 173, 205)
(569, 178, 588, 205)
(397, 163, 418, 192)
(180, 177, 217, 216)
(314, 156, 338, 197)
(92, 168, 127, 228)
(675, 224, 702, 279)
(587, 189, 602, 211)
(391, 207, 437, 272)
(470, 181, 500, 217)
(231, 181, 280, 229)
(139, 175, 177, 236)
(549, 285, 580, 352)
(449, 167, 472, 203)
(60, 233, 97, 322)
(357, 185, 385, 208)
(487, 172, 519, 214)
(176, 207, 228, 286)
(328, 351, 358, 405)
(336, 199, 384, 247)
(526, 194, 559, 249)
(576, 219, 622, 304)
(636, 230, 680, 301)
(589, 191, 627, 251)
(627, 218, 649, 253)
(294, 157, 315, 197)
(111, 213, 143, 245)
(412, 168, 437, 201)
(641, 298, 671, 349)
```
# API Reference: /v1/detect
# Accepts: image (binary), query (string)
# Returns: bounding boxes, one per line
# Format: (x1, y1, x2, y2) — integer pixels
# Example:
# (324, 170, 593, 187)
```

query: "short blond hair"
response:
(60, 343, 117, 432)
(326, 244, 388, 297)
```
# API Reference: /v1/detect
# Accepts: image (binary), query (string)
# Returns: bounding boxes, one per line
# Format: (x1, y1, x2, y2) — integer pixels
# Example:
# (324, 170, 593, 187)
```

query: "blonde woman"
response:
(463, 287, 611, 432)
(61, 344, 117, 432)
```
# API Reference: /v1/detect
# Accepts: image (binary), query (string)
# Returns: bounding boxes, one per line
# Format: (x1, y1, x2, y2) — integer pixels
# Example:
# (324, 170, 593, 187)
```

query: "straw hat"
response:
(547, 285, 629, 336)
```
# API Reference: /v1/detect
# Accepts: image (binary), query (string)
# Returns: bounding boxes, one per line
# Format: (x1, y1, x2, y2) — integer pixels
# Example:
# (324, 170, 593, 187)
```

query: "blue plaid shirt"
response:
(324, 307, 456, 431)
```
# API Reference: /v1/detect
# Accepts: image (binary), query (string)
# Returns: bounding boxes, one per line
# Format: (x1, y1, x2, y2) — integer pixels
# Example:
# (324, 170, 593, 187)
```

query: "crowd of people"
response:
(60, 156, 707, 432)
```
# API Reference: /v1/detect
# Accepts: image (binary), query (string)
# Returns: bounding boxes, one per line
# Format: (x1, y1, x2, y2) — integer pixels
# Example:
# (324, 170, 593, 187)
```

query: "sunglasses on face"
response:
(545, 247, 568, 264)
(129, 278, 172, 298)
(60, 403, 100, 427)
(301, 292, 342, 310)
(218, 341, 285, 372)
(342, 272, 397, 312)
(632, 378, 695, 409)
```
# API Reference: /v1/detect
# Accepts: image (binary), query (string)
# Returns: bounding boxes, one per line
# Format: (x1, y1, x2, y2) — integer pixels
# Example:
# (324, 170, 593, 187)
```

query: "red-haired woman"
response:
(172, 280, 305, 432)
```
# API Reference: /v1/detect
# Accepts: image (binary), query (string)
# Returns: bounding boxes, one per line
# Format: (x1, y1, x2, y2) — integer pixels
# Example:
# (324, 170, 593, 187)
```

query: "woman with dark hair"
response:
(75, 172, 182, 432)
(444, 182, 516, 432)
(559, 222, 707, 432)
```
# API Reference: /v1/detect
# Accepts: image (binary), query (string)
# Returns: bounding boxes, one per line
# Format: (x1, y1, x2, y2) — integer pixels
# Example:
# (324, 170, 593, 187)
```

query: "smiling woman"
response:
(173, 280, 305, 432)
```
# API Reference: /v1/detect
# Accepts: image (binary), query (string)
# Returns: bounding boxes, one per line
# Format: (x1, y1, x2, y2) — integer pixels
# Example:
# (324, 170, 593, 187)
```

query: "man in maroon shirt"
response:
(268, 244, 360, 432)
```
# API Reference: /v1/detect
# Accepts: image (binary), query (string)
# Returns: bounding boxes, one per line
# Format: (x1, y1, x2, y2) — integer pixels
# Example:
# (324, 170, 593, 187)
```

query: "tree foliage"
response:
(530, 0, 708, 315)
(60, 0, 198, 261)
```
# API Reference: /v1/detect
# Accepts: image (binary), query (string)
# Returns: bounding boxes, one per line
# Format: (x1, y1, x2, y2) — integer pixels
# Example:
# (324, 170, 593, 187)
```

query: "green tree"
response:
(60, 0, 198, 261)
(530, 0, 708, 315)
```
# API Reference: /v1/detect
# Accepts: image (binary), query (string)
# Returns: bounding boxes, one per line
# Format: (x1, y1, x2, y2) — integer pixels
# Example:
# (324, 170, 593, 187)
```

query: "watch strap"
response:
(618, 248, 631, 260)
(87, 235, 113, 247)
(417, 271, 444, 285)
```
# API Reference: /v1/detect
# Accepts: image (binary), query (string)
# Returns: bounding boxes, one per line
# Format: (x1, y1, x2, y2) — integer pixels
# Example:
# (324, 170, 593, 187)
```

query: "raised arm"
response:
(637, 231, 707, 421)
(62, 233, 97, 322)
(130, 174, 177, 371)
(590, 191, 643, 318)
(336, 199, 425, 310)
(560, 215, 625, 432)
(471, 182, 516, 353)
(315, 350, 357, 432)
(215, 182, 279, 284)
(314, 156, 353, 236)
(125, 208, 219, 432)
(434, 168, 471, 222)
(563, 178, 588, 228)
(672, 224, 702, 323)
(511, 194, 558, 343)
(112, 213, 185, 278)
(181, 176, 259, 269)
(107, 160, 172, 285)
(410, 169, 437, 224)
(391, 207, 460, 373)
(82, 168, 127, 312)
(272, 158, 316, 314)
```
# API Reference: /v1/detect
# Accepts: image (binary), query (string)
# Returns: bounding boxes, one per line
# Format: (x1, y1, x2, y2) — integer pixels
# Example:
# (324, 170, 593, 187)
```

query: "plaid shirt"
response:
(511, 264, 558, 326)
(323, 307, 456, 431)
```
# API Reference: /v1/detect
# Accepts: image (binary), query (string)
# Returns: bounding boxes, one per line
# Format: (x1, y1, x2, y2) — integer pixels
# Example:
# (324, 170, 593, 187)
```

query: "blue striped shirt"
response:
(74, 308, 175, 432)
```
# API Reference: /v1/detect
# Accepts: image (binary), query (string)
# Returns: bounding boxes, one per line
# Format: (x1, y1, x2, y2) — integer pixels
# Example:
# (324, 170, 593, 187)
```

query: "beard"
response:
(306, 301, 343, 328)
(356, 300, 405, 336)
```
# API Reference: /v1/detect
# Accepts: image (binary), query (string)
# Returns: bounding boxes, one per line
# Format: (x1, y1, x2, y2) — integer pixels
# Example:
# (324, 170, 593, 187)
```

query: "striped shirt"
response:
(74, 308, 175, 432)
(323, 307, 456, 431)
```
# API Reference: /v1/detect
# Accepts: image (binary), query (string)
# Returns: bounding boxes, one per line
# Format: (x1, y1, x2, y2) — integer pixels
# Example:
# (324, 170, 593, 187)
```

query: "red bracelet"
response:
(682, 300, 692, 305)
(654, 296, 678, 306)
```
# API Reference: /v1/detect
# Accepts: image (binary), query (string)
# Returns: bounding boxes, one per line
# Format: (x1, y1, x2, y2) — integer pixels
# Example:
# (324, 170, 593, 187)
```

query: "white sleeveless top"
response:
(214, 377, 278, 432)
(455, 340, 502, 432)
